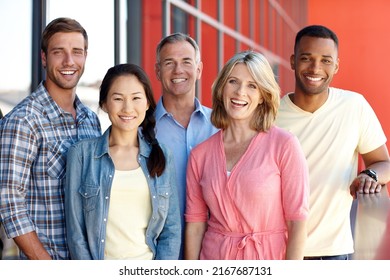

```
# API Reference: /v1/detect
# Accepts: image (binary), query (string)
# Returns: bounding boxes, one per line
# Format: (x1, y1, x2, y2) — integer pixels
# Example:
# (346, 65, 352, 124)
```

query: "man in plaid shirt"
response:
(0, 17, 101, 259)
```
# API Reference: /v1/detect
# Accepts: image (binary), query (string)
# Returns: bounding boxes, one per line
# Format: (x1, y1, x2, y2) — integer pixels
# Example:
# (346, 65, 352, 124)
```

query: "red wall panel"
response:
(142, 1, 163, 101)
(308, 0, 390, 155)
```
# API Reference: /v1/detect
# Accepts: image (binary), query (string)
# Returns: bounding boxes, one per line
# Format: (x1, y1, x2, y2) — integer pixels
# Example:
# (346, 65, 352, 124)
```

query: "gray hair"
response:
(155, 32, 200, 63)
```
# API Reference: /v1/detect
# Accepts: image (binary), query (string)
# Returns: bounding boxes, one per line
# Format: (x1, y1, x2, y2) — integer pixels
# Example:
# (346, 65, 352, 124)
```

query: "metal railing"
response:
(352, 185, 390, 259)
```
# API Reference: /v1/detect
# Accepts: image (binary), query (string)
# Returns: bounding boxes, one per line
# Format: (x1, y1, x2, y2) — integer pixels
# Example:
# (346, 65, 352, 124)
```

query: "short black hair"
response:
(294, 25, 338, 53)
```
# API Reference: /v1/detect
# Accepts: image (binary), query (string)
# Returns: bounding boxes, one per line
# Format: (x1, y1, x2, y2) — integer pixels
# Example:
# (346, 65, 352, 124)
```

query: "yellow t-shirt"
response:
(104, 167, 153, 260)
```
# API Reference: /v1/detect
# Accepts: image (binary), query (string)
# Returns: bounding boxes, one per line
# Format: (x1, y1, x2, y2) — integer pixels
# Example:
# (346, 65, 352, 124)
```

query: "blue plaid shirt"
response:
(0, 82, 101, 259)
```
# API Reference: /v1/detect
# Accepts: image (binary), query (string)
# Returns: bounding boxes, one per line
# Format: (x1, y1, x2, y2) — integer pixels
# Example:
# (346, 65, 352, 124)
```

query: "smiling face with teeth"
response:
(42, 32, 87, 94)
(156, 40, 202, 100)
(102, 74, 149, 134)
(292, 36, 339, 97)
(222, 63, 263, 125)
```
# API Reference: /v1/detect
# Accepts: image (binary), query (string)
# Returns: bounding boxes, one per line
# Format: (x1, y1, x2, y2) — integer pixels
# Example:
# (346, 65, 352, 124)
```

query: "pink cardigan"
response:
(185, 126, 309, 259)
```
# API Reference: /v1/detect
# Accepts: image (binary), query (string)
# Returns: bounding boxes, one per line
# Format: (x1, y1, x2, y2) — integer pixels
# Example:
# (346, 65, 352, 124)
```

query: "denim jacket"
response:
(65, 127, 181, 260)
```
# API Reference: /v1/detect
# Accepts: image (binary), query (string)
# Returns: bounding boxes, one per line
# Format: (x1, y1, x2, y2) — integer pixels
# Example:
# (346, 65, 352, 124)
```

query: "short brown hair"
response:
(41, 17, 88, 54)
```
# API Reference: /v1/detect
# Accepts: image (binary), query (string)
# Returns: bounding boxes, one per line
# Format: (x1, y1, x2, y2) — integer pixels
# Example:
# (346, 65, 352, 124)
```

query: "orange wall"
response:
(308, 0, 390, 153)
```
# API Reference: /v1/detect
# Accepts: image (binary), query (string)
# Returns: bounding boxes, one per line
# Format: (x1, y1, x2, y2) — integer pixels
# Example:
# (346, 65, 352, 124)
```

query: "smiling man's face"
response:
(291, 36, 339, 96)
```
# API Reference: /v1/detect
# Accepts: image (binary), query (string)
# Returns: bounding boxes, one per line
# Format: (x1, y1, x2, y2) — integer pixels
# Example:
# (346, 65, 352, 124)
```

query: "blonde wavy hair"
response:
(211, 51, 280, 132)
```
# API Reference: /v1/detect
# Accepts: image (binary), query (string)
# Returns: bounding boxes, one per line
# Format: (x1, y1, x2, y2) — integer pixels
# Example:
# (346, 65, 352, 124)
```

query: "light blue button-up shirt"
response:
(155, 97, 218, 254)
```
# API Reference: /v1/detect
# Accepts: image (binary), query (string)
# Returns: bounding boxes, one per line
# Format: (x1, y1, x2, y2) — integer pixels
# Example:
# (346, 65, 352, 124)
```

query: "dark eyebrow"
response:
(112, 92, 143, 96)
(49, 47, 85, 53)
(300, 52, 333, 59)
(111, 92, 124, 97)
(50, 47, 64, 51)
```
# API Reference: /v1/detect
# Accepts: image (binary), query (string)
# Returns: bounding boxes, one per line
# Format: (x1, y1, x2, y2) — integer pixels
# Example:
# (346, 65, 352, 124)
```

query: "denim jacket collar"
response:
(94, 126, 152, 159)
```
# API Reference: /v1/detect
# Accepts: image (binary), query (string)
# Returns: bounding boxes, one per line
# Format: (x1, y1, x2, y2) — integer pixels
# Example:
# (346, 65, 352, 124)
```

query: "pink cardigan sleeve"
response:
(185, 149, 209, 223)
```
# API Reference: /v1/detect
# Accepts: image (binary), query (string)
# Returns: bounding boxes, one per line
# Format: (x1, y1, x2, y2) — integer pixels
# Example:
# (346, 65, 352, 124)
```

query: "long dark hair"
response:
(99, 63, 166, 177)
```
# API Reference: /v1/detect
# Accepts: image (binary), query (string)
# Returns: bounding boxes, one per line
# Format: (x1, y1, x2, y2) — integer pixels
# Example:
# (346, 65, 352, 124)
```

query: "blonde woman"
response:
(185, 51, 309, 260)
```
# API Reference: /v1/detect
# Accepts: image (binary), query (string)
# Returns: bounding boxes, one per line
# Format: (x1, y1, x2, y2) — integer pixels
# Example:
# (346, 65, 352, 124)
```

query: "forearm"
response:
(365, 161, 390, 185)
(14, 231, 52, 260)
(361, 144, 390, 184)
(184, 222, 207, 260)
(285, 220, 307, 260)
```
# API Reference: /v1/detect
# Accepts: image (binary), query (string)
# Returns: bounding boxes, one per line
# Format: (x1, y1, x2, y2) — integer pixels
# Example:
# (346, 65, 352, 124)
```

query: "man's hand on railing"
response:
(350, 173, 383, 199)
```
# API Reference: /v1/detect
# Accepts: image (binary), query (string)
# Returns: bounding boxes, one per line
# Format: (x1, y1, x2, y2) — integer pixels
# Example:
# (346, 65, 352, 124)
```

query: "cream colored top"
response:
(104, 167, 153, 260)
(276, 88, 387, 256)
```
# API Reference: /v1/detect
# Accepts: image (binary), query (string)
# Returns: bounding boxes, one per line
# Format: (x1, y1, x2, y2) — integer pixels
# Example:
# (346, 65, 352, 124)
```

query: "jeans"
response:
(304, 254, 349, 260)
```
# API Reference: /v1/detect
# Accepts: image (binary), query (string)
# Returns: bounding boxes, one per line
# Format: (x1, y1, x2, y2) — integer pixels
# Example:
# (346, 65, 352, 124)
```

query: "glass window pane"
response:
(0, 1, 32, 115)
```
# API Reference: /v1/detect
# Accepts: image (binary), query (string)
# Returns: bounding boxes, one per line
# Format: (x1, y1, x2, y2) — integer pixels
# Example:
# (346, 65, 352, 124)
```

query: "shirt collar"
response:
(193, 97, 209, 117)
(155, 96, 209, 121)
(34, 81, 93, 122)
(94, 127, 111, 158)
(94, 126, 152, 159)
(155, 97, 168, 122)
